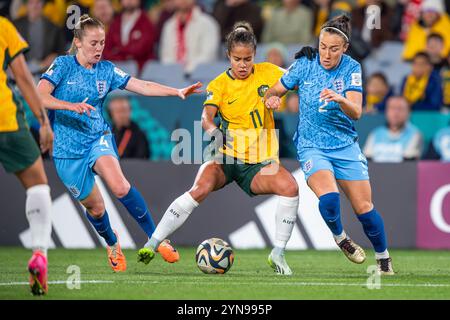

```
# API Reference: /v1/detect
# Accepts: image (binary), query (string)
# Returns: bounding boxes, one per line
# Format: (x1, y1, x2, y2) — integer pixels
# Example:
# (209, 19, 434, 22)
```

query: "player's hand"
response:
(264, 96, 282, 110)
(69, 98, 96, 116)
(294, 46, 318, 60)
(320, 89, 344, 104)
(39, 122, 53, 154)
(178, 82, 203, 99)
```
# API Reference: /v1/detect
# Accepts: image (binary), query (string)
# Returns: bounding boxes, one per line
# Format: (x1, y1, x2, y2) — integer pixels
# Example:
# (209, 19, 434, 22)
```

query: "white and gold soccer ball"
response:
(195, 238, 234, 274)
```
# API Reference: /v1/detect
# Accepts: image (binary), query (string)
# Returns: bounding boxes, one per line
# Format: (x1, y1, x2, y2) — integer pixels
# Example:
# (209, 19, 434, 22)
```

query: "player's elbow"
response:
(351, 110, 362, 120)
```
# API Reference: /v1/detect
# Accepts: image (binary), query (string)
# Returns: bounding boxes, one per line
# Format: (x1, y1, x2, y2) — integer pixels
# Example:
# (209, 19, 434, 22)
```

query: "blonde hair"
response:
(68, 14, 104, 55)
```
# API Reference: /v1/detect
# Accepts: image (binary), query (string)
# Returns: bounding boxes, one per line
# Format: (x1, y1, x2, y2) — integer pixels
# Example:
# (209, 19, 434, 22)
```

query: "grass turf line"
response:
(1, 248, 450, 299)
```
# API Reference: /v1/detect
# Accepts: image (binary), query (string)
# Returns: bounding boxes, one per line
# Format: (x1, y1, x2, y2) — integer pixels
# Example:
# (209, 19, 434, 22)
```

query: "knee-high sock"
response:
(118, 186, 156, 238)
(148, 192, 199, 249)
(26, 185, 52, 256)
(85, 210, 117, 246)
(318, 192, 344, 239)
(274, 196, 299, 252)
(357, 208, 388, 256)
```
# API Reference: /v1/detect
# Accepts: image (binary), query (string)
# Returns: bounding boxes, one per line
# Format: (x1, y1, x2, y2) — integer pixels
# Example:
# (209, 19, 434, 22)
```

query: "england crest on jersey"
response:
(97, 80, 107, 97)
(333, 79, 344, 93)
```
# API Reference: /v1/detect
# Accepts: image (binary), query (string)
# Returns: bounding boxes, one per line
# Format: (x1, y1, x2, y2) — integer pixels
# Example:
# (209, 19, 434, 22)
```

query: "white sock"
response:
(150, 192, 199, 249)
(26, 184, 52, 257)
(333, 231, 347, 243)
(375, 249, 390, 260)
(274, 195, 299, 250)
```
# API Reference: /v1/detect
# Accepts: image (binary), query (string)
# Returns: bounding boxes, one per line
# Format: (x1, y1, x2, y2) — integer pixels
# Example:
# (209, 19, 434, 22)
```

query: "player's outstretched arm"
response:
(264, 81, 289, 110)
(10, 54, 53, 153)
(37, 80, 96, 116)
(124, 77, 202, 99)
(320, 89, 362, 120)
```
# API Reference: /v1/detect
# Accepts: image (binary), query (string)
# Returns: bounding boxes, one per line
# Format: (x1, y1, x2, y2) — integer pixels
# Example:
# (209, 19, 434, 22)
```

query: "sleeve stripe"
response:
(119, 75, 131, 90)
(204, 103, 219, 108)
(280, 78, 294, 90)
(9, 47, 29, 64)
(40, 75, 57, 87)
(344, 88, 363, 94)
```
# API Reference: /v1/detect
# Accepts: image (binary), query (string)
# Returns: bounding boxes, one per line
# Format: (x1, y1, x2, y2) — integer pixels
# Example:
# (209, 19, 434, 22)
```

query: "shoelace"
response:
(339, 239, 356, 254)
(379, 258, 391, 271)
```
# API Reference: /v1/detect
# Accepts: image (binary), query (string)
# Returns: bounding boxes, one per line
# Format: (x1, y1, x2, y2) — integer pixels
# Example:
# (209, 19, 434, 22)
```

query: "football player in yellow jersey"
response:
(138, 22, 300, 276)
(0, 17, 53, 295)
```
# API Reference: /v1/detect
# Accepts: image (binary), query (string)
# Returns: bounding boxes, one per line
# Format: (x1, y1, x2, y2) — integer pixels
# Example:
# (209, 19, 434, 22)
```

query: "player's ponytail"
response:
(226, 21, 257, 54)
(321, 14, 351, 43)
(68, 14, 104, 55)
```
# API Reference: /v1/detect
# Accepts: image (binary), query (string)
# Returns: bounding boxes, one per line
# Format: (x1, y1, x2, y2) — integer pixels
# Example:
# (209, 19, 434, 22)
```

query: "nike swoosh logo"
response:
(304, 81, 313, 85)
(109, 258, 118, 267)
(137, 210, 148, 219)
(100, 148, 109, 151)
(228, 99, 238, 104)
(67, 81, 77, 85)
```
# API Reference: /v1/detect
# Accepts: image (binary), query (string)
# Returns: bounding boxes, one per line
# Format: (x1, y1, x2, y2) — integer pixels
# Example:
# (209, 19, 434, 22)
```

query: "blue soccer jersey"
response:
(281, 54, 363, 150)
(40, 55, 130, 158)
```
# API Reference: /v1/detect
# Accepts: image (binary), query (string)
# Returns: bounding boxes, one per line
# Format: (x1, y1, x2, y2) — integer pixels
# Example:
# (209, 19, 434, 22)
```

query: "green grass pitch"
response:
(1, 247, 450, 299)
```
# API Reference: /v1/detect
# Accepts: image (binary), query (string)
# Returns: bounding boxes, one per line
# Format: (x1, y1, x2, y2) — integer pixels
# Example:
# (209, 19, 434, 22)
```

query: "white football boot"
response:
(268, 250, 293, 276)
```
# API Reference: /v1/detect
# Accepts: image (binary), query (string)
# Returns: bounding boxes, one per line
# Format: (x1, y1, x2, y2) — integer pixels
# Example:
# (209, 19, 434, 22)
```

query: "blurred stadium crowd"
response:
(1, 0, 449, 162)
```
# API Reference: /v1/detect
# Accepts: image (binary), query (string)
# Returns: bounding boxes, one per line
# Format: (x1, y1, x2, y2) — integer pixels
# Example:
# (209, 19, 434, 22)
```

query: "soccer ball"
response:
(195, 238, 234, 274)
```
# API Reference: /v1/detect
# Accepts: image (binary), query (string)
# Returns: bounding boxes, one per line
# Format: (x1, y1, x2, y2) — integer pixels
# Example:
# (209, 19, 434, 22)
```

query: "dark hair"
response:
(427, 32, 444, 43)
(413, 51, 432, 64)
(68, 14, 104, 55)
(321, 14, 351, 42)
(369, 72, 389, 86)
(225, 21, 257, 54)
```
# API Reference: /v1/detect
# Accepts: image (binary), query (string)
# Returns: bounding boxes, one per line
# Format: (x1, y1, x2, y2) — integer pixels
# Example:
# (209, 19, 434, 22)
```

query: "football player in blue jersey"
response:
(37, 14, 202, 272)
(264, 15, 394, 275)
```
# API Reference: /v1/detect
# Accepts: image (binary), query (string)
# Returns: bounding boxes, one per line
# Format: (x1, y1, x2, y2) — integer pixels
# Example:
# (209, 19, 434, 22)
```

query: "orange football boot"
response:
(157, 239, 180, 263)
(106, 231, 127, 272)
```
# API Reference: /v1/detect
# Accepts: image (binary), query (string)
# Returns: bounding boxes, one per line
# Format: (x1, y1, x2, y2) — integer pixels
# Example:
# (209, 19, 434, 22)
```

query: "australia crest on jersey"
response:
(333, 79, 344, 93)
(258, 85, 269, 97)
(97, 80, 107, 97)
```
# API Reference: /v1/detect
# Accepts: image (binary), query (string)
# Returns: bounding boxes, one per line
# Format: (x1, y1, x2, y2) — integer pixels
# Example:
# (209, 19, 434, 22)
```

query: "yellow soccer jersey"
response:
(204, 62, 284, 164)
(0, 17, 29, 132)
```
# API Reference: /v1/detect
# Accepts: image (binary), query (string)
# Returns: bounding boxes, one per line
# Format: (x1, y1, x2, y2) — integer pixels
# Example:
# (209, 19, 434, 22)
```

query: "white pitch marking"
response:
(0, 280, 113, 286)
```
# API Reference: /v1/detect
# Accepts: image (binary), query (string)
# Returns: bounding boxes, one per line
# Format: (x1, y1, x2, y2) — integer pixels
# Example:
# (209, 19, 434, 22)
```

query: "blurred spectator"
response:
(364, 96, 423, 162)
(92, 0, 114, 31)
(391, 0, 422, 41)
(262, 0, 313, 45)
(103, 0, 156, 71)
(149, 0, 176, 43)
(159, 0, 219, 74)
(364, 72, 394, 113)
(312, 0, 332, 37)
(426, 33, 446, 71)
(351, 0, 394, 49)
(403, 0, 450, 61)
(13, 0, 68, 27)
(13, 0, 66, 69)
(441, 53, 450, 110)
(213, 0, 264, 41)
(401, 52, 443, 111)
(430, 125, 450, 161)
(264, 42, 288, 68)
(109, 97, 151, 159)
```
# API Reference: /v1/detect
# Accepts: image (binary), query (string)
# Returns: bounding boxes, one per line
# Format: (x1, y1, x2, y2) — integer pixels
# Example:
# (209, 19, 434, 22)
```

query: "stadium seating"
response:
(140, 62, 191, 88)
(189, 61, 230, 86)
(112, 60, 139, 78)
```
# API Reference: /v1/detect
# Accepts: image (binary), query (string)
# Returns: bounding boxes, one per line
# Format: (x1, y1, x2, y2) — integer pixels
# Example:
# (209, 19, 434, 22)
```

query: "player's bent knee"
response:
(189, 183, 213, 203)
(354, 201, 374, 215)
(283, 181, 299, 197)
(111, 181, 131, 198)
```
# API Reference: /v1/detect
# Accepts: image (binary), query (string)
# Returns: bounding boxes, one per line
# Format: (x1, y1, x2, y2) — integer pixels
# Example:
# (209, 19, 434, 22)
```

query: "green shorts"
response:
(0, 129, 41, 173)
(204, 142, 273, 197)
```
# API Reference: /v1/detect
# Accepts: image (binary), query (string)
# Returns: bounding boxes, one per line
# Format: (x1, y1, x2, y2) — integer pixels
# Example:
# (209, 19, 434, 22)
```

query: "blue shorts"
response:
(297, 142, 369, 181)
(54, 134, 118, 201)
